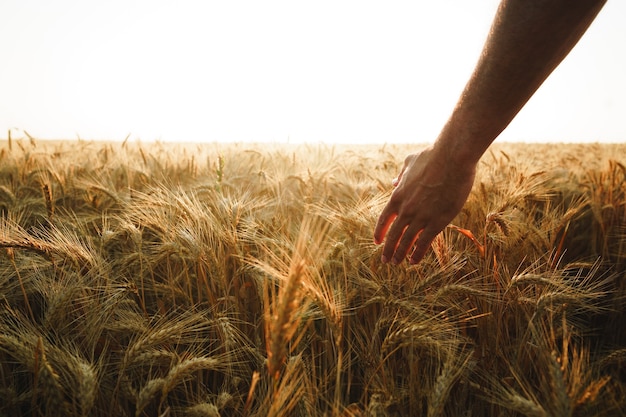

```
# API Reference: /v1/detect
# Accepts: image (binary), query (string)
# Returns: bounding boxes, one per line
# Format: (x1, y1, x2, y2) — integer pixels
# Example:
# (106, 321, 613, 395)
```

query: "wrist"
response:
(431, 133, 480, 175)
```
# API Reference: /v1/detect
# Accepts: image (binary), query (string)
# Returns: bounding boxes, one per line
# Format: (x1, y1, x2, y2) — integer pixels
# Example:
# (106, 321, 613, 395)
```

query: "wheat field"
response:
(0, 137, 624, 416)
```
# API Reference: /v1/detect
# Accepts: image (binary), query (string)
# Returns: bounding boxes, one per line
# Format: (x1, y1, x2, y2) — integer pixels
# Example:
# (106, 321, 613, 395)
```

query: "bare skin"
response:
(374, 0, 606, 265)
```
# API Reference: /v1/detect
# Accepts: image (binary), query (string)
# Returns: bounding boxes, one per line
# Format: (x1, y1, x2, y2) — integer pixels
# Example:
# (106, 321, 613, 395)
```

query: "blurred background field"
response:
(0, 138, 624, 416)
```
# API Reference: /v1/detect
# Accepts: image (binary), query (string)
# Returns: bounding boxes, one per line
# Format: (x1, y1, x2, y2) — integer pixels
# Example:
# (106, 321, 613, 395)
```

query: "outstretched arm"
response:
(374, 0, 606, 265)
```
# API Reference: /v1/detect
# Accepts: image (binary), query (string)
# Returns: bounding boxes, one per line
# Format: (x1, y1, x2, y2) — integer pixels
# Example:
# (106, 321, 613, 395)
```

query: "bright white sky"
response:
(1, 0, 625, 144)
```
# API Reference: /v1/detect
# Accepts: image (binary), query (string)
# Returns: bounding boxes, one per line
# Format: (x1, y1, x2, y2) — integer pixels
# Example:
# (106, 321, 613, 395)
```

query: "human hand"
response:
(374, 146, 476, 265)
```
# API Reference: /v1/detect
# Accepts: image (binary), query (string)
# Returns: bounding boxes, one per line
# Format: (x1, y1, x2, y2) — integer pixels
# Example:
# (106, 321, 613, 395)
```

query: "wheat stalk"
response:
(34, 337, 66, 415)
(131, 349, 177, 368)
(505, 393, 548, 417)
(162, 356, 223, 396)
(600, 348, 626, 368)
(266, 355, 307, 417)
(548, 351, 573, 417)
(254, 214, 332, 380)
(185, 403, 220, 417)
(535, 292, 580, 318)
(427, 350, 473, 417)
(435, 284, 493, 301)
(122, 313, 208, 369)
(75, 360, 98, 417)
(42, 183, 54, 220)
(509, 273, 559, 289)
(135, 378, 165, 417)
(575, 376, 610, 408)
(267, 259, 306, 379)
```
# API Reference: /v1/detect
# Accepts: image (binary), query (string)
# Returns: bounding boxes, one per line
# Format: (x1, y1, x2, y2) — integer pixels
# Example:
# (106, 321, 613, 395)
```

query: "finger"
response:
(391, 222, 424, 265)
(381, 218, 410, 263)
(408, 225, 440, 265)
(374, 204, 398, 245)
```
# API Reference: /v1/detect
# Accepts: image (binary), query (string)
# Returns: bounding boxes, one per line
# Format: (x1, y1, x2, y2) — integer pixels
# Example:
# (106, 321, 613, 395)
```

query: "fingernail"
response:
(391, 257, 400, 265)
(381, 255, 388, 263)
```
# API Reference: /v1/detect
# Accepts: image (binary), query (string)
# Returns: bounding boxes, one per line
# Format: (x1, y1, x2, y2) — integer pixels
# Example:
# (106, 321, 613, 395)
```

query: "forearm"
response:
(435, 0, 606, 165)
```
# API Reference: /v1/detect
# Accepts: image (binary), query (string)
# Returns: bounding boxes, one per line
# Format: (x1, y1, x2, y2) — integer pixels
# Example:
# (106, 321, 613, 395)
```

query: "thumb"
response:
(392, 163, 408, 188)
